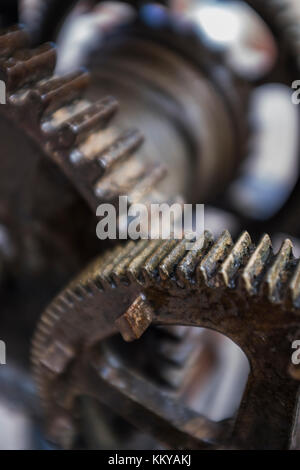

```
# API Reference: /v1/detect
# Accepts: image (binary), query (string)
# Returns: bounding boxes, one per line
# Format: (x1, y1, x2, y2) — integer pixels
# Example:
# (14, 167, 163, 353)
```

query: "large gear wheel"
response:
(0, 24, 180, 285)
(32, 230, 300, 449)
(0, 25, 171, 213)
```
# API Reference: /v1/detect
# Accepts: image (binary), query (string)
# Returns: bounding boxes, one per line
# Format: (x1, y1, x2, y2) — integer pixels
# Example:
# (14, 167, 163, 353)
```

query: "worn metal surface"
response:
(32, 231, 300, 449)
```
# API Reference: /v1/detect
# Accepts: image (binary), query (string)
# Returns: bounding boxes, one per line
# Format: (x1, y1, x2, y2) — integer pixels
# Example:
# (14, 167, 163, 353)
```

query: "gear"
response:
(0, 24, 179, 283)
(0, 25, 171, 212)
(32, 230, 300, 449)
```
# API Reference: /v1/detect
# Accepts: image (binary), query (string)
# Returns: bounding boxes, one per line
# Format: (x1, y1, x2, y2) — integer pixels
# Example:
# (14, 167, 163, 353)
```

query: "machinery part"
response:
(0, 24, 179, 279)
(32, 231, 300, 449)
(87, 33, 249, 202)
(0, 25, 171, 211)
(78, 5, 250, 203)
(29, 1, 250, 202)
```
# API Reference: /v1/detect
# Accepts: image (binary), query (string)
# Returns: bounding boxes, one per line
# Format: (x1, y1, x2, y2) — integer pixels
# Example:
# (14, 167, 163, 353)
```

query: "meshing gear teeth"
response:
(0, 25, 171, 213)
(31, 231, 300, 449)
(0, 24, 187, 417)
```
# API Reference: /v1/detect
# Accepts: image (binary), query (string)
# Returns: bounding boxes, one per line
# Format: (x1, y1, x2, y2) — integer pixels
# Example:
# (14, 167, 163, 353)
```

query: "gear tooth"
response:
(68, 151, 105, 187)
(196, 230, 233, 286)
(64, 288, 81, 303)
(78, 245, 118, 292)
(141, 239, 178, 284)
(175, 231, 213, 287)
(70, 127, 144, 190)
(112, 239, 149, 285)
(115, 294, 153, 342)
(99, 244, 133, 287)
(70, 284, 89, 301)
(159, 238, 194, 282)
(94, 157, 147, 201)
(0, 25, 29, 58)
(126, 239, 162, 284)
(218, 231, 253, 288)
(104, 241, 136, 282)
(87, 245, 124, 289)
(128, 164, 167, 205)
(24, 69, 90, 116)
(242, 234, 273, 295)
(31, 306, 60, 362)
(60, 291, 75, 307)
(263, 239, 294, 304)
(65, 129, 145, 199)
(48, 96, 118, 149)
(288, 259, 300, 310)
(98, 129, 144, 173)
(0, 42, 56, 92)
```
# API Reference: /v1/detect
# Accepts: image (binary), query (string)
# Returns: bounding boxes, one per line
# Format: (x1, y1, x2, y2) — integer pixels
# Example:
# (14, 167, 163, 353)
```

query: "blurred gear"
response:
(0, 23, 181, 277)
(20, 0, 96, 44)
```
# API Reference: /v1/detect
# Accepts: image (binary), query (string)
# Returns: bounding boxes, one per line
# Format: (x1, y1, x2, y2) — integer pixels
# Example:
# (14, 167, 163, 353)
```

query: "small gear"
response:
(0, 25, 171, 211)
(32, 230, 300, 449)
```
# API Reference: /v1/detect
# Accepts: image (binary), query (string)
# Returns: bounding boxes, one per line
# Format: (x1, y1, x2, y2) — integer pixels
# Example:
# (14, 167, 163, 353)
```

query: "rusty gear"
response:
(0, 25, 171, 213)
(32, 231, 300, 449)
(0, 23, 180, 285)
